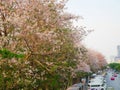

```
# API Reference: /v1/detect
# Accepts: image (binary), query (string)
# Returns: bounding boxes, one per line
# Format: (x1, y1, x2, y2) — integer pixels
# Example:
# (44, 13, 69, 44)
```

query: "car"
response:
(88, 76, 107, 90)
(111, 77, 115, 80)
(114, 74, 117, 77)
(88, 81, 106, 90)
(107, 87, 114, 90)
(116, 72, 119, 74)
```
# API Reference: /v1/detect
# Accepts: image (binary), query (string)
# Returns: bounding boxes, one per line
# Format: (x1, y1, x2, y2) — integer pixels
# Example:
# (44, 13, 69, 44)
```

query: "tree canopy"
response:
(0, 0, 107, 90)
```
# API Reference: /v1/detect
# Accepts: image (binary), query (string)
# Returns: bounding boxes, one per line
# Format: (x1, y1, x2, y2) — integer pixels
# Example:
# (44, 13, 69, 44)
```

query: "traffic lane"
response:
(106, 71, 120, 90)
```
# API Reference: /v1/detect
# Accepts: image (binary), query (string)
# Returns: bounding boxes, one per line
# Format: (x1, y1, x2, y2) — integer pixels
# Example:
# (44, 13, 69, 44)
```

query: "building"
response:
(117, 45, 120, 57)
(114, 45, 120, 63)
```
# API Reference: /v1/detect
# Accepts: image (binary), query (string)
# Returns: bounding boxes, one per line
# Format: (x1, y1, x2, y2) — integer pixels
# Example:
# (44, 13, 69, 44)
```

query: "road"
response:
(105, 70, 120, 90)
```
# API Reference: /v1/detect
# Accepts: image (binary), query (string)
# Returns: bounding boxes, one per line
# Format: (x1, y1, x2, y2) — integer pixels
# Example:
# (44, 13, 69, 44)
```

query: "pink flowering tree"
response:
(87, 49, 107, 72)
(0, 0, 88, 90)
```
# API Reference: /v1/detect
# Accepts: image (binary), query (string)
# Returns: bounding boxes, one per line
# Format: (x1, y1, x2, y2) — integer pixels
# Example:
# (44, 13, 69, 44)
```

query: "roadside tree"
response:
(0, 0, 87, 89)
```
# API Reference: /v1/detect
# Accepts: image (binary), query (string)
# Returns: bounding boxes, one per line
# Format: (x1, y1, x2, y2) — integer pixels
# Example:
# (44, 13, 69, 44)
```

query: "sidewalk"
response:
(83, 83, 88, 90)
(66, 83, 87, 90)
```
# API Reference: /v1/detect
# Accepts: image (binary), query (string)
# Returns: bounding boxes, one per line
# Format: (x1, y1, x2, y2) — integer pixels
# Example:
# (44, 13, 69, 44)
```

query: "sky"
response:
(66, 0, 120, 62)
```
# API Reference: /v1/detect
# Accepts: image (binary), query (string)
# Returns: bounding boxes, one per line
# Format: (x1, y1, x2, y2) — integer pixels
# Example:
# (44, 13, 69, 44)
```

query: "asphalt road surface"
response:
(105, 70, 120, 90)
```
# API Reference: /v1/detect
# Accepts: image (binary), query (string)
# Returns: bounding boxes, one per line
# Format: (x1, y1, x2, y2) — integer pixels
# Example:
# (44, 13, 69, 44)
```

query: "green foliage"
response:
(108, 63, 120, 71)
(76, 71, 91, 78)
(0, 48, 24, 59)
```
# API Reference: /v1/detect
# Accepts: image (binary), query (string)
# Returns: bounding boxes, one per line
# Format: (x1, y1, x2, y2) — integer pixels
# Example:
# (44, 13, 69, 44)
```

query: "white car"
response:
(88, 75, 107, 90)
(88, 82, 106, 90)
(107, 87, 114, 90)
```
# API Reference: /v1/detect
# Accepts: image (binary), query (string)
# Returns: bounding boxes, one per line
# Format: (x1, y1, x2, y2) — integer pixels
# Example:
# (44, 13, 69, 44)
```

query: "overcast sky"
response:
(66, 0, 120, 61)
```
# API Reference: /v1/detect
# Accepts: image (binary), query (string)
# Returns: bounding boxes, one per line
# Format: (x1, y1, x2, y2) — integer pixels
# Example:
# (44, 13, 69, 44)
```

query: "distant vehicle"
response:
(111, 77, 115, 80)
(114, 74, 117, 77)
(107, 87, 114, 90)
(92, 73, 97, 76)
(91, 73, 97, 78)
(116, 72, 119, 74)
